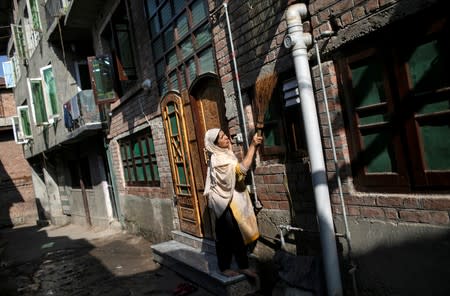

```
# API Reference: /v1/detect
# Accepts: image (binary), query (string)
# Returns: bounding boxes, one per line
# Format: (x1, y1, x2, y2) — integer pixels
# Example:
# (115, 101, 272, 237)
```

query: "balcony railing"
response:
(63, 89, 104, 132)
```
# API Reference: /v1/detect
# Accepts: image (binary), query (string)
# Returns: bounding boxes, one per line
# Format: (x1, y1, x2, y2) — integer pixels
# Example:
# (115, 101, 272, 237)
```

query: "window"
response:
(87, 55, 119, 104)
(100, 0, 137, 95)
(339, 17, 450, 190)
(26, 0, 42, 31)
(27, 78, 48, 125)
(145, 0, 215, 96)
(119, 128, 160, 186)
(11, 24, 27, 61)
(12, 55, 21, 82)
(251, 76, 308, 161)
(2, 61, 16, 88)
(17, 106, 32, 139)
(40, 65, 59, 121)
(74, 61, 91, 91)
(11, 111, 32, 145)
(23, 2, 41, 56)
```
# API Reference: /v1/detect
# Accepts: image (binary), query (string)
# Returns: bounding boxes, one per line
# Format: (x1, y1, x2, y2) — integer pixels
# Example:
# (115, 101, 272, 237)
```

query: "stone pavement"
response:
(0, 223, 215, 296)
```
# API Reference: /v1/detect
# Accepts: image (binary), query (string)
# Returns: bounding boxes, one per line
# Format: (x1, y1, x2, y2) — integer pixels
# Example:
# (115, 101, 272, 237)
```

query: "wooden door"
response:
(188, 74, 229, 238)
(161, 92, 203, 236)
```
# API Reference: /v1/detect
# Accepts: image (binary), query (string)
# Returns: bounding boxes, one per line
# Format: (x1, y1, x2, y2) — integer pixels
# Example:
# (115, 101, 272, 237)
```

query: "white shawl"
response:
(203, 128, 238, 217)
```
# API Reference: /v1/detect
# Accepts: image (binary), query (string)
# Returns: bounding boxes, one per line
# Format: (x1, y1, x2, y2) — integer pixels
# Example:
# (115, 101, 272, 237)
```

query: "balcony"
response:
(46, 0, 103, 44)
(62, 89, 106, 144)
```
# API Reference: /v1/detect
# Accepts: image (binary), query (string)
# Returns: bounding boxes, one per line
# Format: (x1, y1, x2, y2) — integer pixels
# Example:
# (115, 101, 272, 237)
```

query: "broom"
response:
(254, 72, 278, 136)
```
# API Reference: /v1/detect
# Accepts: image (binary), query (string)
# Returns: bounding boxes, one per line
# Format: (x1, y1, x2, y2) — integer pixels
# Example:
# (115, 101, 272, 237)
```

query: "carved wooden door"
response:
(161, 92, 203, 236)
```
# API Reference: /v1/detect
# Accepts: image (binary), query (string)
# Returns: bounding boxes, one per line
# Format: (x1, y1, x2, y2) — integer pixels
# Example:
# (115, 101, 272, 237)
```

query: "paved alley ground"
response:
(0, 223, 214, 296)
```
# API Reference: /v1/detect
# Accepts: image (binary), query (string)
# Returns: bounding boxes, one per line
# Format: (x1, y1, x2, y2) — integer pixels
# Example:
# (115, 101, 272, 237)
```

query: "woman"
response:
(203, 128, 263, 278)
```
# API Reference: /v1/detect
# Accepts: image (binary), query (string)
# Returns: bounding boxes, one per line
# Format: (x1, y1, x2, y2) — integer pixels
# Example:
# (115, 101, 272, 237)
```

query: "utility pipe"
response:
(284, 4, 343, 296)
(223, 2, 262, 209)
(315, 34, 358, 296)
(314, 33, 352, 254)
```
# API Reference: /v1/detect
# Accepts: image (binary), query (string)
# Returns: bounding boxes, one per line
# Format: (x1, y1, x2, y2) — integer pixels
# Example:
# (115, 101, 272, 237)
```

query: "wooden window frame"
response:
(119, 128, 160, 187)
(338, 17, 450, 191)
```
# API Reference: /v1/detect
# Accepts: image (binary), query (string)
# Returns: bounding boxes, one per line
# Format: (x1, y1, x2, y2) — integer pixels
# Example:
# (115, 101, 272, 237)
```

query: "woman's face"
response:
(216, 130, 230, 148)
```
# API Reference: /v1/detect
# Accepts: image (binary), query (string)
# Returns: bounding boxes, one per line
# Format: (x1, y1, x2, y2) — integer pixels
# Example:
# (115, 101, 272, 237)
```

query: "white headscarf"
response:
(203, 128, 238, 217)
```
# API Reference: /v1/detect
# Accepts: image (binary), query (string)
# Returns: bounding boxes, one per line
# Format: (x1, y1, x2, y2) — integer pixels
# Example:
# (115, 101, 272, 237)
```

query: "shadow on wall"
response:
(0, 159, 23, 228)
(354, 227, 450, 295)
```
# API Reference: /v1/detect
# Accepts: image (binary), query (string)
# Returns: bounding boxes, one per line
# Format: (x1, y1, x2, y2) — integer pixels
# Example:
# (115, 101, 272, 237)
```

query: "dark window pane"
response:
(156, 59, 165, 78)
(164, 27, 174, 50)
(199, 47, 215, 74)
(150, 16, 161, 36)
(195, 23, 211, 49)
(167, 49, 178, 70)
(351, 60, 385, 107)
(191, 0, 206, 27)
(152, 37, 164, 59)
(169, 71, 178, 91)
(187, 58, 196, 83)
(408, 39, 449, 92)
(362, 132, 394, 173)
(160, 2, 172, 27)
(173, 0, 183, 15)
(180, 38, 194, 59)
(176, 13, 188, 39)
(145, 0, 158, 16)
(420, 125, 450, 170)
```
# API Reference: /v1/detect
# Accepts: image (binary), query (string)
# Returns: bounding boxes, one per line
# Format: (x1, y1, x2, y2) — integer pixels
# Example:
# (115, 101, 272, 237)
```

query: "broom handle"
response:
(256, 122, 264, 137)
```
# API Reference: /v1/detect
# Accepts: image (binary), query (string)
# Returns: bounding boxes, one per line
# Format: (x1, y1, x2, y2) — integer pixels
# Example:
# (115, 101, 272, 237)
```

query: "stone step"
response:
(151, 240, 260, 296)
(171, 230, 216, 255)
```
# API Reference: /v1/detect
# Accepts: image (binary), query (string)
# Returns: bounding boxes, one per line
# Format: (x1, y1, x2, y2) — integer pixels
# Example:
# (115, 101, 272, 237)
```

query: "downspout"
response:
(284, 4, 343, 296)
(223, 2, 262, 209)
(104, 137, 124, 226)
(314, 34, 358, 296)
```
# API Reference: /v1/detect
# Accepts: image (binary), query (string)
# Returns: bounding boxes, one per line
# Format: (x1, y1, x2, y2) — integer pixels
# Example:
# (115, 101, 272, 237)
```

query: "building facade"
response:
(4, 0, 449, 294)
(0, 77, 37, 227)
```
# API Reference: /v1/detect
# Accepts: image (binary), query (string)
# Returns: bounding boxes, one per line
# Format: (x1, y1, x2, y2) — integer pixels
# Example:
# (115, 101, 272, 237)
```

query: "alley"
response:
(0, 224, 213, 296)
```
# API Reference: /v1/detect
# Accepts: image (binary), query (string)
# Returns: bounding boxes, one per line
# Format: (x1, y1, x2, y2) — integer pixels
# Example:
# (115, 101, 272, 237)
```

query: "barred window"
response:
(119, 128, 160, 187)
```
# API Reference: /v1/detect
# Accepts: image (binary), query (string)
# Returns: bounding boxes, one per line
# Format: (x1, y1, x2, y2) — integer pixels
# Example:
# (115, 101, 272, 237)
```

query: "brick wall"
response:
(308, 0, 450, 227)
(0, 131, 37, 226)
(0, 91, 16, 118)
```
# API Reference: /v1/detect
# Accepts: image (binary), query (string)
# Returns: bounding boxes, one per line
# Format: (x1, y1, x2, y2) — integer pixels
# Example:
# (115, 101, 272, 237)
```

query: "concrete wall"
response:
(92, 0, 176, 241)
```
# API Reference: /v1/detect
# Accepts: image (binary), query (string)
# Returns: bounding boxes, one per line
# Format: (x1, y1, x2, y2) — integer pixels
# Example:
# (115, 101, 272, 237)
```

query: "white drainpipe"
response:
(284, 4, 343, 296)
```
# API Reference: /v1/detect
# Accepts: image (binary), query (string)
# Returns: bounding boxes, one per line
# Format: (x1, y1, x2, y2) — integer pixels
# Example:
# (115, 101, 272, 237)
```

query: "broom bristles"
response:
(254, 73, 278, 126)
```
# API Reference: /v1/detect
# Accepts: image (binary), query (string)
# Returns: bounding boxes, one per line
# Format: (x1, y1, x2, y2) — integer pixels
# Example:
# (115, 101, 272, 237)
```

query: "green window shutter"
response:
(17, 106, 32, 138)
(41, 65, 59, 117)
(28, 0, 41, 30)
(11, 24, 27, 60)
(28, 78, 48, 125)
(2, 61, 15, 88)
